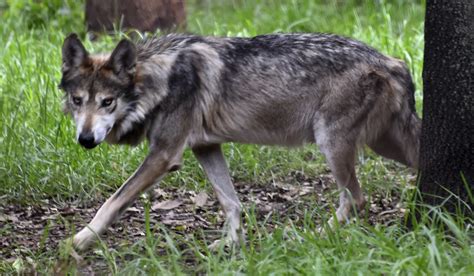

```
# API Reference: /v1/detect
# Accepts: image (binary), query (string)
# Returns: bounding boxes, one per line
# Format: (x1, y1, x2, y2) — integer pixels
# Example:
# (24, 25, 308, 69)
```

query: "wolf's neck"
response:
(107, 114, 151, 146)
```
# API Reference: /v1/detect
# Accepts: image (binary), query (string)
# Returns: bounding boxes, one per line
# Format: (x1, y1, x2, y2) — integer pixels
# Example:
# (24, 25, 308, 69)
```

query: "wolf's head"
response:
(59, 34, 138, 149)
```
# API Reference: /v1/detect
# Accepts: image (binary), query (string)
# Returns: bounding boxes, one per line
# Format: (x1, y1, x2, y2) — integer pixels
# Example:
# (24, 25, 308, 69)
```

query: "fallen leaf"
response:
(192, 192, 208, 207)
(126, 207, 141, 213)
(5, 214, 19, 223)
(175, 225, 187, 231)
(298, 186, 313, 196)
(152, 199, 183, 211)
(162, 218, 194, 226)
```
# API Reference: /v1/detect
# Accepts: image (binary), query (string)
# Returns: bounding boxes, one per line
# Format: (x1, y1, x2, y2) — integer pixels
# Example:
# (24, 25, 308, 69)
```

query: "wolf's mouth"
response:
(82, 143, 98, 149)
(106, 125, 113, 134)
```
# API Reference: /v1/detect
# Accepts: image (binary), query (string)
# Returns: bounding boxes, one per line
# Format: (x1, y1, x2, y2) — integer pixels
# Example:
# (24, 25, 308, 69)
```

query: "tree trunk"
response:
(85, 0, 186, 34)
(419, 0, 473, 215)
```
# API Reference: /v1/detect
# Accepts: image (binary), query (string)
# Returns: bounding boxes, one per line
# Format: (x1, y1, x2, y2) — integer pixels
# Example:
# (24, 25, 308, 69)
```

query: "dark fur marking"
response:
(389, 66, 416, 112)
(109, 103, 117, 113)
(113, 172, 138, 200)
(161, 50, 201, 112)
(115, 115, 150, 145)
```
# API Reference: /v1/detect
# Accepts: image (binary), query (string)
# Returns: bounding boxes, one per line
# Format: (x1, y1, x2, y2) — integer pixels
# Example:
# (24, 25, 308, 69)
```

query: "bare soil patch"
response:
(0, 171, 405, 272)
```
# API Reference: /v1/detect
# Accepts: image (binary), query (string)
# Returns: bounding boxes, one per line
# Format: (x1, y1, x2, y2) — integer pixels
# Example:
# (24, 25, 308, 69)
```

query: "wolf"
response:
(59, 32, 421, 251)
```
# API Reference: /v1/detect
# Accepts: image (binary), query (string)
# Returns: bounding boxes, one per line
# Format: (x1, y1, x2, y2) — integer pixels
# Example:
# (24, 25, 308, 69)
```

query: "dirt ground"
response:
(0, 171, 406, 272)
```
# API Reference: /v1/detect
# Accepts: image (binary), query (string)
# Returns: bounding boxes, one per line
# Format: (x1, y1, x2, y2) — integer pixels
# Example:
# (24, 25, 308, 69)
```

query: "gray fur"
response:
(60, 33, 421, 250)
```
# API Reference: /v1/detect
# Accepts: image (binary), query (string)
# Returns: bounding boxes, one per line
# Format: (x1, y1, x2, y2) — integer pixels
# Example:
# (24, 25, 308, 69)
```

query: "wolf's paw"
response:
(72, 227, 98, 252)
(53, 238, 85, 275)
(208, 228, 245, 251)
(334, 196, 368, 224)
(208, 235, 244, 252)
(318, 197, 368, 234)
(317, 217, 340, 235)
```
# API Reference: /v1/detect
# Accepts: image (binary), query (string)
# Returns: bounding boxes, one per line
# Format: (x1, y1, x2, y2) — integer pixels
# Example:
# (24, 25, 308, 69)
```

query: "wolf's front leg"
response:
(192, 144, 243, 245)
(73, 146, 182, 251)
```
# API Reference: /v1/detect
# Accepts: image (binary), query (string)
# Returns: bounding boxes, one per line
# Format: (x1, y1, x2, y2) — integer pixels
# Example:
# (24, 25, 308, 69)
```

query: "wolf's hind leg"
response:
(317, 137, 366, 223)
(192, 144, 243, 245)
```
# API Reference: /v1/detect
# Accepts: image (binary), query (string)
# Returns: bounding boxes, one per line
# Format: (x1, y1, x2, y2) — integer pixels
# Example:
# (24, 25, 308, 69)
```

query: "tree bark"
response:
(419, 0, 473, 215)
(85, 0, 186, 34)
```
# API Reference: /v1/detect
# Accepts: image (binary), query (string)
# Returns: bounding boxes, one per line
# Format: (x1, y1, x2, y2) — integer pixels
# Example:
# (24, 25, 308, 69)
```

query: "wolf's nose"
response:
(78, 133, 97, 149)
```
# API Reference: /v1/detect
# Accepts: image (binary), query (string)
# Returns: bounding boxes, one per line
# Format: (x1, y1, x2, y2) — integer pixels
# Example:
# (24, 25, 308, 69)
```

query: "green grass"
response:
(1, 0, 473, 274)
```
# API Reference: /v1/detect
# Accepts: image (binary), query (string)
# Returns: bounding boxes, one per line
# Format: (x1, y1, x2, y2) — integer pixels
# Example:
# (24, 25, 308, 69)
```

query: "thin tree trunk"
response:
(419, 0, 473, 215)
(85, 0, 186, 34)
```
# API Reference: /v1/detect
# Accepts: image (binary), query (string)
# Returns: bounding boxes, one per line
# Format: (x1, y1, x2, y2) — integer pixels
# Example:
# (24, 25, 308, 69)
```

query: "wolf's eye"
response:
(72, 96, 82, 106)
(101, 98, 114, 107)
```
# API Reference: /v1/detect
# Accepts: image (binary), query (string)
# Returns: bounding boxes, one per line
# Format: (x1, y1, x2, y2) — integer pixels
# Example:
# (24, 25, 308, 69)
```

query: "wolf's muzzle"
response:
(78, 133, 98, 149)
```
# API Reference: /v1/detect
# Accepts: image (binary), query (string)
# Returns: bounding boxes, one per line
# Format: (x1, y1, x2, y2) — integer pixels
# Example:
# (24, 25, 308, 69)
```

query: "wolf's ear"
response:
(62, 33, 88, 73)
(107, 39, 137, 76)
